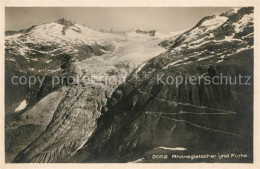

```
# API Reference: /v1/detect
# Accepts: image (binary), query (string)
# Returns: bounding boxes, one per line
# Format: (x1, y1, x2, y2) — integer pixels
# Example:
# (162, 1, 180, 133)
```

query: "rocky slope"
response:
(67, 7, 254, 163)
(5, 18, 124, 113)
(7, 7, 254, 163)
(5, 18, 168, 162)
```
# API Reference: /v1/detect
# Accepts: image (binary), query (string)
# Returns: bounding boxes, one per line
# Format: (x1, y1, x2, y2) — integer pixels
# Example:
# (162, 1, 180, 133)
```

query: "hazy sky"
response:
(6, 7, 233, 33)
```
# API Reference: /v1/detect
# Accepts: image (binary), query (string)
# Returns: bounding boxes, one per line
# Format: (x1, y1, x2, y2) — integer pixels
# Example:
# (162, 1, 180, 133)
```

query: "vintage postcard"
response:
(0, 0, 259, 168)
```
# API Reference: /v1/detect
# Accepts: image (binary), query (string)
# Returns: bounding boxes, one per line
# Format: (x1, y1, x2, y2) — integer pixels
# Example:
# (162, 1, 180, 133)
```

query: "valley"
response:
(5, 7, 254, 163)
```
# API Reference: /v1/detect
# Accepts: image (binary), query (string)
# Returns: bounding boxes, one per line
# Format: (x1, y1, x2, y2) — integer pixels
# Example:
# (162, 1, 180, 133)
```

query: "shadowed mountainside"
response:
(67, 7, 254, 163)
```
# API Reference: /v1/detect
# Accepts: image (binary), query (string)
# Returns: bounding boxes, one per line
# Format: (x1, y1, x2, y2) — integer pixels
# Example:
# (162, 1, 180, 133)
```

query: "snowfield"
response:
(14, 100, 27, 112)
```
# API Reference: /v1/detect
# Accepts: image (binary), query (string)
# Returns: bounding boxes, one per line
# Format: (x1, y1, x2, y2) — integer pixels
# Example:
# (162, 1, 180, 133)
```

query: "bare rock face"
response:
(55, 18, 74, 27)
(14, 85, 107, 162)
(135, 29, 156, 36)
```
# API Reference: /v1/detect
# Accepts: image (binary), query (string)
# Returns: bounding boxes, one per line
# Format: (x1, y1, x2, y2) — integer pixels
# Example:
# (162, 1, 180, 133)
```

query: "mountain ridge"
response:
(5, 7, 254, 163)
(5, 16, 169, 162)
(65, 7, 254, 163)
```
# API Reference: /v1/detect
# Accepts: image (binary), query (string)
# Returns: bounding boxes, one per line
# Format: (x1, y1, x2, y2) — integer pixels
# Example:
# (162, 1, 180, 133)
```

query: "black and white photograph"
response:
(1, 3, 257, 166)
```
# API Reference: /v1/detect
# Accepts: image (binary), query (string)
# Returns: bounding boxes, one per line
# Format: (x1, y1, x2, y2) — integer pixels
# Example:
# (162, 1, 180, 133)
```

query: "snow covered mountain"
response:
(5, 18, 125, 75)
(5, 18, 169, 162)
(65, 7, 254, 163)
(6, 7, 254, 163)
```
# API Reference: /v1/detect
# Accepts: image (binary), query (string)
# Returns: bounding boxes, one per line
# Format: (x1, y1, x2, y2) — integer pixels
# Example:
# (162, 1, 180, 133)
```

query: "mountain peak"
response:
(55, 17, 74, 27)
(220, 7, 241, 17)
